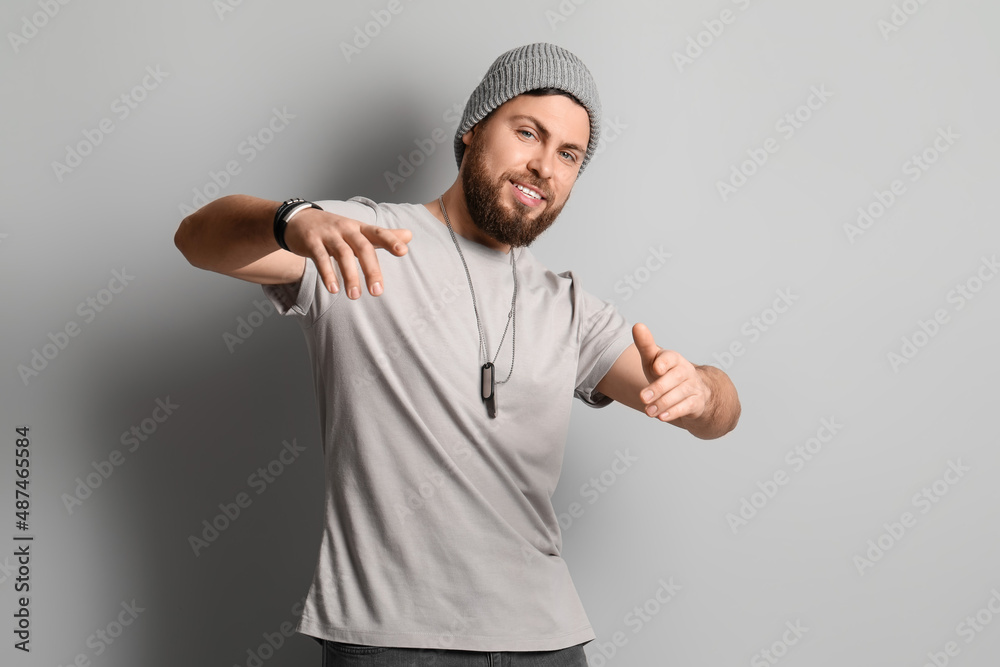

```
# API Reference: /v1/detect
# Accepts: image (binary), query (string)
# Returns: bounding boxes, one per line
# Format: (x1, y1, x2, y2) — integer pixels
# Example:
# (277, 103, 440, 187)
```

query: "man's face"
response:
(460, 93, 591, 248)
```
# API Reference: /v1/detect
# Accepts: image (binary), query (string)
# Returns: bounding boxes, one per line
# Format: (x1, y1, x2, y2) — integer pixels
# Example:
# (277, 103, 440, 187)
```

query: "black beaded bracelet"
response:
(273, 198, 321, 251)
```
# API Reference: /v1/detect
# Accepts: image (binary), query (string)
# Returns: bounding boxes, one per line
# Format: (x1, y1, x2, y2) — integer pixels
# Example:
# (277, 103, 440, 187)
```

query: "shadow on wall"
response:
(307, 84, 463, 205)
(77, 295, 326, 665)
(75, 84, 469, 665)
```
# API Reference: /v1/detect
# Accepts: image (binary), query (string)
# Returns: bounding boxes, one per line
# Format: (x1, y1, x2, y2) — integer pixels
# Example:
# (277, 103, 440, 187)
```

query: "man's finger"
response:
(631, 322, 660, 366)
(328, 239, 363, 299)
(642, 383, 700, 419)
(657, 382, 696, 414)
(343, 228, 385, 296)
(362, 224, 412, 256)
(641, 365, 686, 403)
(307, 241, 339, 294)
(657, 394, 702, 422)
(651, 349, 687, 379)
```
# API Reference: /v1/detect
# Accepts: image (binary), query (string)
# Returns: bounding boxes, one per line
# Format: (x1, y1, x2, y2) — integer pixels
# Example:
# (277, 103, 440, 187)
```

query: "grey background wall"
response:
(2, 1, 999, 665)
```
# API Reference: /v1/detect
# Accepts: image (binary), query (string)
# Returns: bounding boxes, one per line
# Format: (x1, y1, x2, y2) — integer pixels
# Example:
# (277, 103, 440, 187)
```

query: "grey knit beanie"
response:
(453, 42, 602, 174)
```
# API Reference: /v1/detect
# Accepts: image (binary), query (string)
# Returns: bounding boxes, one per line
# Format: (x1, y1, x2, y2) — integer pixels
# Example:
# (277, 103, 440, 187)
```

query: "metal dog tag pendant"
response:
(481, 362, 497, 418)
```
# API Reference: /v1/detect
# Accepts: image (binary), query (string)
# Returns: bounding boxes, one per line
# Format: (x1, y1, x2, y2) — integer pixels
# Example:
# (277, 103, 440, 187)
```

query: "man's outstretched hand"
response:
(632, 322, 712, 423)
(284, 207, 413, 299)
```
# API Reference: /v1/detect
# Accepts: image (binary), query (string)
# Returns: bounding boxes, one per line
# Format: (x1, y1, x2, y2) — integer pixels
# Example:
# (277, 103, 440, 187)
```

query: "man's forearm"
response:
(676, 365, 741, 439)
(174, 194, 281, 272)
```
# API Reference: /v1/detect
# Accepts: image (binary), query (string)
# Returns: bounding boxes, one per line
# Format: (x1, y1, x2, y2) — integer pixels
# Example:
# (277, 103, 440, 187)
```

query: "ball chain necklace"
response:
(438, 195, 516, 419)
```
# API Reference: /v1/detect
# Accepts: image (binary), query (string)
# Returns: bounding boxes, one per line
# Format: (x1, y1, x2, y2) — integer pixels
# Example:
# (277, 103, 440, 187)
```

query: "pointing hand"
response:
(632, 322, 711, 422)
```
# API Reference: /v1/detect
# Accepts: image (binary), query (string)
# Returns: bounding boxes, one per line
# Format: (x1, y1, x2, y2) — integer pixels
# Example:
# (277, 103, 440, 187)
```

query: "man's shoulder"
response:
(539, 263, 621, 315)
(517, 251, 592, 297)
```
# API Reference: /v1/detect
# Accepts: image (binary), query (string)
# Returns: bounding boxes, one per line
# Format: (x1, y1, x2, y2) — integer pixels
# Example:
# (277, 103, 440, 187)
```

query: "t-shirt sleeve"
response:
(260, 198, 378, 328)
(567, 271, 634, 408)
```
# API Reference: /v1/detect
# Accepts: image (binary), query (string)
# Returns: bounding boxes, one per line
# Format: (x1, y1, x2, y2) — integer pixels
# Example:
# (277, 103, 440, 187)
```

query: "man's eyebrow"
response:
(508, 114, 587, 154)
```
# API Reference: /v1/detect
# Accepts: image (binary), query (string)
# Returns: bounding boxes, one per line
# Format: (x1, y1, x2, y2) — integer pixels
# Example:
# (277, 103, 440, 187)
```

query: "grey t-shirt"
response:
(261, 196, 633, 652)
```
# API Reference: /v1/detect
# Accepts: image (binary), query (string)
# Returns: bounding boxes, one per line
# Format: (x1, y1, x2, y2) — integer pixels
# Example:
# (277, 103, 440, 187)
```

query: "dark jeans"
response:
(320, 640, 590, 666)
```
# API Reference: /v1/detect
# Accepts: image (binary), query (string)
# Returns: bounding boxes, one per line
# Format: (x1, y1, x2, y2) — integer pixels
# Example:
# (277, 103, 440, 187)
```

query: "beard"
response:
(460, 134, 569, 248)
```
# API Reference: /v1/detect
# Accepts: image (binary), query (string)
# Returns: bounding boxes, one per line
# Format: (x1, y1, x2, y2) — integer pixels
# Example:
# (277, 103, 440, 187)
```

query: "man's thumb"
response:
(632, 322, 659, 362)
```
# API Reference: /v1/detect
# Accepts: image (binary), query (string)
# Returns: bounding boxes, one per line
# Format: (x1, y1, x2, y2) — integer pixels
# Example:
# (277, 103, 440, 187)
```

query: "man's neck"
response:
(423, 181, 511, 254)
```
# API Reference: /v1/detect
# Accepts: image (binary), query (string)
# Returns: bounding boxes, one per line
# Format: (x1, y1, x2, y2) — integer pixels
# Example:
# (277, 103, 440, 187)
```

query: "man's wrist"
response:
(695, 365, 718, 421)
(691, 365, 740, 439)
(273, 198, 320, 251)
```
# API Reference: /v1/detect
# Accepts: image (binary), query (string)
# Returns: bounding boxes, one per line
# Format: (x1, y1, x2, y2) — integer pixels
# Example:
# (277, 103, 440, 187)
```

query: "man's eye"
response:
(519, 129, 535, 139)
(561, 151, 577, 162)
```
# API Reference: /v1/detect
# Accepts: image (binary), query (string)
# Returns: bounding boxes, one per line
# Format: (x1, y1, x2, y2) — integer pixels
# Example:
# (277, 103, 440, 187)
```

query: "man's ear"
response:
(461, 127, 475, 147)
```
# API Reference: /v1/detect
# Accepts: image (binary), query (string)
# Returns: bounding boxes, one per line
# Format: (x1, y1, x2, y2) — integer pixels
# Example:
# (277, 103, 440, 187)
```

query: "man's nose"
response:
(526, 150, 554, 180)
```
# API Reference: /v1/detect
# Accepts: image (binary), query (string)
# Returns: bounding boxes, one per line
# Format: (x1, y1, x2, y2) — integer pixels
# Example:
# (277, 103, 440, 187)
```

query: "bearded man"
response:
(174, 42, 740, 667)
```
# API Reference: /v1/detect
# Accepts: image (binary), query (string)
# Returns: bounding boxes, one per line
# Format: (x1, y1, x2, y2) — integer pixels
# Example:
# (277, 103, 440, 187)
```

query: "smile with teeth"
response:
(513, 182, 544, 200)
